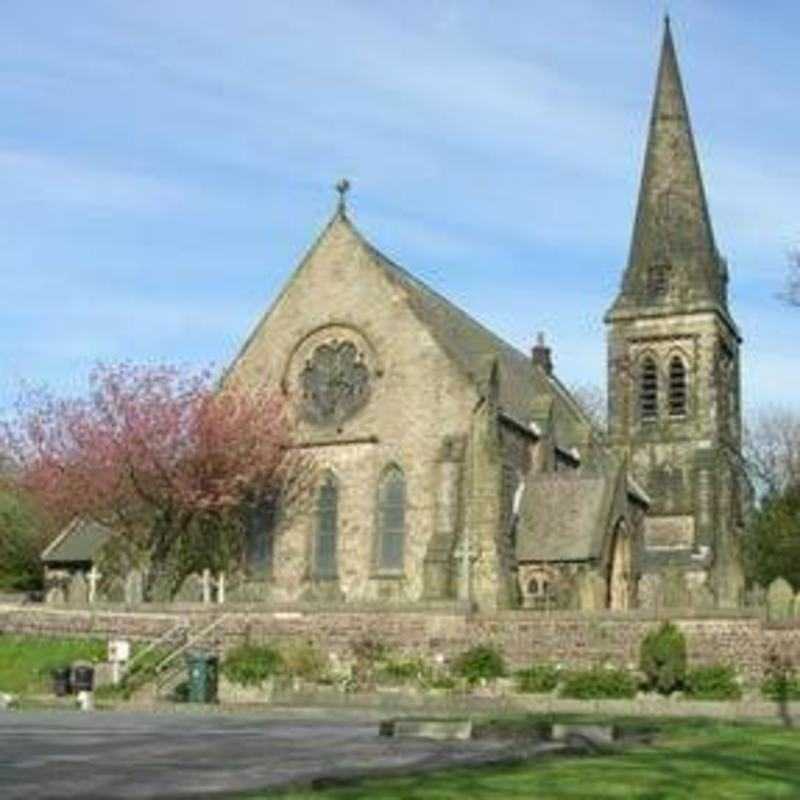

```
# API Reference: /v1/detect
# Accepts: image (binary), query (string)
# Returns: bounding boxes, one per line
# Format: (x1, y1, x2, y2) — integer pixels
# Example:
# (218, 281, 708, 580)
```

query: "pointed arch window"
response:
(246, 498, 277, 576)
(314, 473, 338, 579)
(668, 356, 688, 418)
(376, 465, 405, 572)
(639, 357, 659, 421)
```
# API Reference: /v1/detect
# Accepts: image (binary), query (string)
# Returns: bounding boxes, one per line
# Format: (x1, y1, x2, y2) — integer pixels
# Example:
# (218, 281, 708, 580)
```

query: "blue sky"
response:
(2, 1, 798, 416)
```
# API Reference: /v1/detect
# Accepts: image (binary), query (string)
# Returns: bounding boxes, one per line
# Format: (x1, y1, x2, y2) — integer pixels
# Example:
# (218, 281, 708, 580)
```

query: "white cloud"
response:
(1, 1, 798, 412)
(0, 149, 185, 212)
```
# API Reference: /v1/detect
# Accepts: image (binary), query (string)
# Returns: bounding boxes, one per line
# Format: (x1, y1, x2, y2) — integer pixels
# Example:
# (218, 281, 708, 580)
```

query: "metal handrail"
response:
(151, 613, 230, 676)
(120, 619, 189, 680)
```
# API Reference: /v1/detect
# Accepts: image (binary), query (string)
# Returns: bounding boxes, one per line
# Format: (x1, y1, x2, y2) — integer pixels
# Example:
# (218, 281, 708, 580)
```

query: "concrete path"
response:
(0, 710, 529, 799)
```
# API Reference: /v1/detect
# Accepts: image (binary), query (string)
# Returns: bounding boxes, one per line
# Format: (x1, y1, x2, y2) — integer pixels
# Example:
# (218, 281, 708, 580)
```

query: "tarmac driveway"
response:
(0, 709, 517, 799)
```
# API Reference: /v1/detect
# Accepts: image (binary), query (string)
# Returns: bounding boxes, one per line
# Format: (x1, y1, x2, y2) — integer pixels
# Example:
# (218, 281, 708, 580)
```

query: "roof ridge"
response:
(345, 217, 531, 366)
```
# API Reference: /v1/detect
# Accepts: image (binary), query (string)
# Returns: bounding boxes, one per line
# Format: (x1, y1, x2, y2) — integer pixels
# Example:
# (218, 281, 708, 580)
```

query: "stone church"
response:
(222, 20, 747, 611)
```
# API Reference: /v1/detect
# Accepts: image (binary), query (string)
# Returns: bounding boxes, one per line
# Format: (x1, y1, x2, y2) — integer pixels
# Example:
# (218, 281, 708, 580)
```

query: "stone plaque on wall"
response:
(644, 515, 694, 549)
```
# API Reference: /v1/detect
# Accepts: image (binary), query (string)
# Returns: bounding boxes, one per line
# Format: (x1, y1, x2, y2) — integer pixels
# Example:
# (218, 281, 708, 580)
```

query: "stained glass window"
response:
(301, 341, 369, 425)
(377, 466, 405, 571)
(246, 500, 276, 575)
(315, 474, 338, 579)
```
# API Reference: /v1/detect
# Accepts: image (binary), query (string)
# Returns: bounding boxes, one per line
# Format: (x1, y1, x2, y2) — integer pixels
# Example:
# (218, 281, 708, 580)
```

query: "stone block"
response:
(767, 578, 794, 621)
(218, 676, 275, 704)
(552, 723, 616, 745)
(67, 574, 89, 607)
(124, 570, 144, 606)
(689, 583, 715, 610)
(174, 574, 204, 603)
(578, 573, 607, 611)
(101, 576, 125, 603)
(661, 567, 689, 608)
(380, 717, 472, 741)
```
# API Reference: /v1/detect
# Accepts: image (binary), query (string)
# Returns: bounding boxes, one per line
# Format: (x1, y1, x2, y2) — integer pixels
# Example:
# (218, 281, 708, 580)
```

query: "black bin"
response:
(72, 665, 95, 692)
(52, 667, 71, 697)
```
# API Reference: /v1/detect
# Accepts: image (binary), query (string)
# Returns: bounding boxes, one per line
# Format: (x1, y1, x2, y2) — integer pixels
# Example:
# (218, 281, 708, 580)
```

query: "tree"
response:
(569, 382, 607, 432)
(743, 407, 800, 499)
(742, 485, 800, 590)
(0, 483, 46, 592)
(1, 363, 307, 597)
(741, 406, 800, 588)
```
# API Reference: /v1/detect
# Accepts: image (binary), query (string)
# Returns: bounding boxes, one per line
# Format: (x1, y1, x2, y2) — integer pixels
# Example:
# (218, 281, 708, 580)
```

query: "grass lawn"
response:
(0, 634, 105, 695)
(256, 717, 800, 800)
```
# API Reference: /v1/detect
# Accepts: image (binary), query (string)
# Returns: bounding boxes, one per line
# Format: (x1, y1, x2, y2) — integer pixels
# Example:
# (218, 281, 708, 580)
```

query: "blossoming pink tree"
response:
(2, 363, 306, 597)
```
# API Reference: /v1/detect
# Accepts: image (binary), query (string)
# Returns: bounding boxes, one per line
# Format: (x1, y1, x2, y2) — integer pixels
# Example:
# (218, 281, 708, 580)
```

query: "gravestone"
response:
(689, 582, 715, 610)
(661, 567, 689, 608)
(101, 576, 125, 603)
(45, 585, 66, 605)
(766, 577, 794, 621)
(637, 573, 661, 608)
(578, 573, 607, 611)
(793, 592, 800, 619)
(148, 573, 173, 603)
(67, 573, 89, 607)
(745, 583, 767, 609)
(174, 573, 204, 602)
(125, 569, 144, 606)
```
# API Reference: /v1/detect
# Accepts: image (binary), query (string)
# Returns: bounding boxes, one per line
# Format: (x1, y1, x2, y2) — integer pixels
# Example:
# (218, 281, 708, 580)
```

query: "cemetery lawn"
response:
(263, 718, 800, 799)
(0, 634, 105, 695)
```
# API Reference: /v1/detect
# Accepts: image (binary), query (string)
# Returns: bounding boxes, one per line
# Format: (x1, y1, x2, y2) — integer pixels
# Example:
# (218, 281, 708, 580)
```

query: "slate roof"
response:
(41, 518, 113, 564)
(607, 19, 736, 334)
(352, 219, 563, 425)
(515, 473, 616, 562)
(225, 208, 596, 437)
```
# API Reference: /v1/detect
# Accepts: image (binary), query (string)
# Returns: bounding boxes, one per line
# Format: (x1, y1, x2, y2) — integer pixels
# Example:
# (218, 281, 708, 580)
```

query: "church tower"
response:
(605, 19, 746, 606)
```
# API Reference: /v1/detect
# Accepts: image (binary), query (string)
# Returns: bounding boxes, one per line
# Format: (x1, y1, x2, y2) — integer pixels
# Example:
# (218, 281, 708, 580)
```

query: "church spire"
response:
(610, 19, 727, 316)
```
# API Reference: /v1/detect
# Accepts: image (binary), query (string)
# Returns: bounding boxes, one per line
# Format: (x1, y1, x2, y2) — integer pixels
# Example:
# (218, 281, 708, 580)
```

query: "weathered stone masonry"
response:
(4, 605, 799, 684)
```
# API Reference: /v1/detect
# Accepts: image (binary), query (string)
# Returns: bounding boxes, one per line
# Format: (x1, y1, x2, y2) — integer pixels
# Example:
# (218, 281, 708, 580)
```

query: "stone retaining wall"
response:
(3, 604, 799, 682)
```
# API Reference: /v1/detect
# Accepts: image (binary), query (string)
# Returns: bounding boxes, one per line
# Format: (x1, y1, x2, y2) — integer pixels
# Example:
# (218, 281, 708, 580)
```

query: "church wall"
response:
(4, 603, 797, 685)
(226, 219, 480, 604)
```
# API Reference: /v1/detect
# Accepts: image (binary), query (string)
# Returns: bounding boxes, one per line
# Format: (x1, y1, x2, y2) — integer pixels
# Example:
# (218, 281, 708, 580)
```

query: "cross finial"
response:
(335, 178, 351, 215)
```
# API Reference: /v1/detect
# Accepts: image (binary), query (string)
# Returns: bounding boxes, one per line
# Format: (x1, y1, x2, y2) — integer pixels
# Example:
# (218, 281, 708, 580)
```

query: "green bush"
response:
(453, 644, 506, 684)
(560, 667, 637, 699)
(761, 650, 800, 701)
(279, 640, 326, 681)
(349, 637, 388, 690)
(684, 665, 742, 700)
(427, 672, 456, 690)
(761, 675, 800, 701)
(221, 643, 283, 687)
(0, 490, 45, 592)
(639, 621, 687, 695)
(515, 664, 560, 694)
(376, 658, 427, 685)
